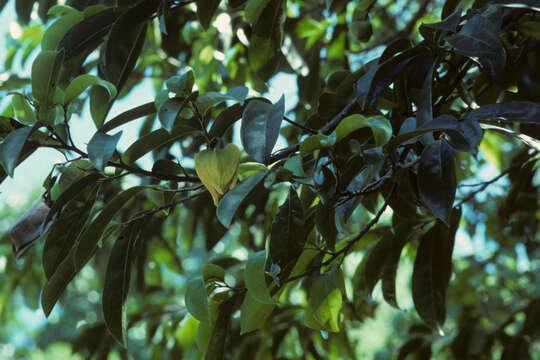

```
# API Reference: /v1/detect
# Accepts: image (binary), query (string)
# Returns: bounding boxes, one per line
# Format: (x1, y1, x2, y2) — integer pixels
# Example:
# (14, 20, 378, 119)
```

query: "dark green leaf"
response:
(418, 140, 456, 224)
(241, 96, 284, 163)
(87, 131, 122, 171)
(248, 0, 285, 80)
(465, 101, 540, 124)
(412, 208, 461, 329)
(205, 296, 236, 360)
(0, 126, 32, 177)
(240, 292, 275, 334)
(158, 97, 189, 132)
(209, 103, 243, 138)
(216, 171, 267, 227)
(102, 223, 138, 345)
(166, 70, 194, 97)
(445, 118, 483, 154)
(493, 0, 540, 12)
(417, 60, 435, 127)
(197, 0, 221, 29)
(74, 186, 145, 271)
(41, 247, 78, 316)
(64, 74, 116, 105)
(41, 11, 84, 51)
(185, 276, 210, 323)
(100, 102, 156, 133)
(385, 114, 459, 150)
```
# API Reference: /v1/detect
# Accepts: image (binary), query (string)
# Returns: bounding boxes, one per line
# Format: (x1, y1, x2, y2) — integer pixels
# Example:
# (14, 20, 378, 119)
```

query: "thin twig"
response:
(283, 116, 318, 134)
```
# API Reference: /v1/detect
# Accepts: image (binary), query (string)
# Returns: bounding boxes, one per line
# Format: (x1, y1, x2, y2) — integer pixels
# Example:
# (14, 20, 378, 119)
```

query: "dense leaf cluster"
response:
(0, 0, 539, 358)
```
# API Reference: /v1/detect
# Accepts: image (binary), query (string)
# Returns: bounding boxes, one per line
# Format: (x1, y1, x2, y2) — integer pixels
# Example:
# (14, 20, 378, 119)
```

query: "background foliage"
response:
(0, 0, 539, 358)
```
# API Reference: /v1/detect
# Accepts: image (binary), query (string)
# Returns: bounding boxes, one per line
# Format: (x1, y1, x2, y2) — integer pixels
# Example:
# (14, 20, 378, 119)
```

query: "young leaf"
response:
(87, 131, 122, 171)
(241, 96, 284, 163)
(240, 292, 275, 334)
(0, 126, 32, 177)
(185, 276, 210, 323)
(216, 171, 267, 228)
(244, 251, 274, 304)
(102, 223, 139, 346)
(412, 208, 461, 329)
(306, 267, 345, 332)
(418, 140, 456, 224)
(334, 114, 392, 146)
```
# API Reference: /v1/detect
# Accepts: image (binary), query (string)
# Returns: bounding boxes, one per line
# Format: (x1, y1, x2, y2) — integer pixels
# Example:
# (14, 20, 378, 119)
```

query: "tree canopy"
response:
(0, 0, 539, 358)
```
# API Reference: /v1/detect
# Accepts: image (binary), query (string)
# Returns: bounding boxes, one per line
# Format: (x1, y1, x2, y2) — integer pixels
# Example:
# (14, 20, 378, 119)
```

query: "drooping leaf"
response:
(240, 96, 284, 163)
(185, 276, 210, 323)
(244, 251, 274, 304)
(385, 114, 459, 150)
(158, 97, 190, 132)
(416, 60, 436, 127)
(73, 186, 145, 271)
(412, 208, 461, 329)
(268, 186, 305, 283)
(64, 74, 116, 105)
(41, 247, 77, 316)
(418, 140, 457, 224)
(209, 103, 243, 138)
(87, 131, 122, 171)
(216, 171, 267, 227)
(102, 222, 139, 346)
(248, 0, 286, 80)
(205, 296, 236, 360)
(0, 126, 32, 177)
(445, 118, 483, 153)
(240, 292, 275, 334)
(245, 0, 272, 23)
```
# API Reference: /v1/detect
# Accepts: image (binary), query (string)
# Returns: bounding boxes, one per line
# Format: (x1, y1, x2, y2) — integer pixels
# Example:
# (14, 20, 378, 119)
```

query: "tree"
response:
(0, 0, 539, 358)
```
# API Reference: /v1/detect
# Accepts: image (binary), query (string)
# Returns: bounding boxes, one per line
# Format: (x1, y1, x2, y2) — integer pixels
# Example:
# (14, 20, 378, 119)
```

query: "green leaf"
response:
(465, 101, 540, 124)
(166, 70, 195, 96)
(64, 74, 116, 105)
(0, 126, 32, 177)
(412, 208, 461, 329)
(58, 8, 120, 60)
(417, 60, 435, 127)
(74, 186, 145, 271)
(269, 186, 306, 283)
(87, 131, 122, 171)
(240, 292, 275, 334)
(299, 133, 336, 155)
(41, 248, 77, 316)
(205, 296, 235, 360)
(202, 264, 226, 283)
(209, 103, 243, 138)
(41, 11, 84, 51)
(493, 0, 540, 12)
(418, 140, 456, 224)
(197, 87, 249, 114)
(10, 93, 36, 125)
(306, 267, 345, 332)
(245, 0, 272, 23)
(31, 50, 63, 106)
(334, 114, 392, 146)
(90, 86, 112, 128)
(100, 102, 156, 133)
(102, 223, 138, 346)
(248, 0, 286, 80)
(197, 0, 221, 29)
(385, 114, 459, 150)
(517, 19, 540, 39)
(185, 276, 210, 323)
(445, 10, 505, 78)
(216, 171, 267, 227)
(241, 96, 284, 163)
(244, 251, 274, 304)
(158, 97, 189, 132)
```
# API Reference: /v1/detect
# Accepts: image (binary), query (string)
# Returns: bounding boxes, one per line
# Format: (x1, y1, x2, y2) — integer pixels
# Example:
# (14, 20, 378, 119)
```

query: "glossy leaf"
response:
(41, 11, 84, 51)
(100, 102, 156, 133)
(334, 114, 392, 146)
(465, 101, 540, 124)
(412, 208, 461, 329)
(158, 97, 189, 132)
(10, 93, 36, 125)
(216, 171, 267, 227)
(418, 140, 456, 224)
(41, 248, 78, 316)
(87, 131, 122, 171)
(240, 96, 284, 163)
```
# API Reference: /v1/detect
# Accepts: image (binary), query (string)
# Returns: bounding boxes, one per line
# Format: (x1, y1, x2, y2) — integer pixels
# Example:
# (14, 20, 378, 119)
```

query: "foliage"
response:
(0, 0, 539, 358)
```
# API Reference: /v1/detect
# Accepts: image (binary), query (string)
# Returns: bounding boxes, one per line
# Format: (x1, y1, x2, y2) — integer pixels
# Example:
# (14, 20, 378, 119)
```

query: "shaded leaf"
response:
(240, 292, 275, 334)
(185, 276, 210, 323)
(216, 171, 267, 227)
(100, 101, 156, 133)
(197, 0, 221, 30)
(305, 267, 345, 333)
(412, 208, 461, 329)
(465, 101, 540, 124)
(41, 11, 84, 51)
(244, 251, 274, 304)
(0, 126, 32, 177)
(241, 96, 284, 163)
(87, 131, 122, 171)
(10, 93, 36, 125)
(418, 140, 456, 224)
